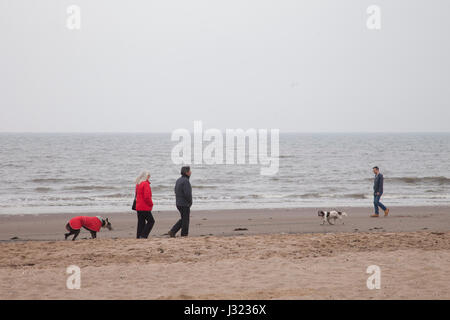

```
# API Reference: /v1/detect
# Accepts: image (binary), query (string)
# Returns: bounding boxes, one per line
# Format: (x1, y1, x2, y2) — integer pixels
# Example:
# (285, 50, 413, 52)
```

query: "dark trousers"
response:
(373, 194, 387, 214)
(170, 206, 190, 237)
(136, 211, 155, 239)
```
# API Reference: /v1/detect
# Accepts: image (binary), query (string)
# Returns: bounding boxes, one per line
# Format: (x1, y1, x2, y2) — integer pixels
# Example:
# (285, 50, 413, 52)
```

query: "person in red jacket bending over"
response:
(135, 171, 155, 238)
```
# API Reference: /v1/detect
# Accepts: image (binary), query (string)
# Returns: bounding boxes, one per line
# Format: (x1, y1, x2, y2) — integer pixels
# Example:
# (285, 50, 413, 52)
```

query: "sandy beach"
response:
(2, 0, 450, 304)
(0, 206, 449, 299)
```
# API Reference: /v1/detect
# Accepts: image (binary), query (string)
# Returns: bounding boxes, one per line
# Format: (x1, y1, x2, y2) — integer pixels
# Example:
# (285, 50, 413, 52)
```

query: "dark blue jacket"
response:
(175, 174, 192, 207)
(373, 173, 384, 195)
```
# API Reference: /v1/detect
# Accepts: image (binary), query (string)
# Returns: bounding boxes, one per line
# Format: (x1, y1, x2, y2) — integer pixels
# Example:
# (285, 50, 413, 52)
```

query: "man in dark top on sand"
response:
(371, 166, 390, 217)
(168, 166, 193, 237)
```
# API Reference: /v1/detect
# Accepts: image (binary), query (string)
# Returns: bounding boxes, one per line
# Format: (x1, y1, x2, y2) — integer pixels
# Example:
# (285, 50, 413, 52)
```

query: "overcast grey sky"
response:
(0, 0, 449, 132)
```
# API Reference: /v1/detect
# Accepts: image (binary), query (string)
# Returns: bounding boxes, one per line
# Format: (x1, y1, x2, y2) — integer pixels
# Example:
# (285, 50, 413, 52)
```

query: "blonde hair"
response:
(135, 171, 150, 185)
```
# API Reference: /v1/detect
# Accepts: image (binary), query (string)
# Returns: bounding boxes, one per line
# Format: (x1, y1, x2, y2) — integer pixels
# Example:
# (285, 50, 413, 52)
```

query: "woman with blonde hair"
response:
(134, 171, 155, 238)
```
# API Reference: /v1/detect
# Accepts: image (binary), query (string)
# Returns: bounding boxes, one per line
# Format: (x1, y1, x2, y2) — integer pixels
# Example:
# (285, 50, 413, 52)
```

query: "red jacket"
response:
(136, 180, 153, 211)
(69, 216, 103, 232)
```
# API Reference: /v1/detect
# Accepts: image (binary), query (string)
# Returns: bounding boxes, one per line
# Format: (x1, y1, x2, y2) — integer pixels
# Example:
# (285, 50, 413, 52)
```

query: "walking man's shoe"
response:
(370, 214, 379, 217)
(167, 230, 175, 238)
(384, 208, 390, 217)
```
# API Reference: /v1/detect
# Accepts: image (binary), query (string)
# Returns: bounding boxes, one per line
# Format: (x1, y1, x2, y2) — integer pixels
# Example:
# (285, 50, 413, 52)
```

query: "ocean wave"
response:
(149, 185, 172, 192)
(390, 176, 450, 185)
(1, 163, 25, 168)
(279, 155, 295, 159)
(31, 178, 73, 183)
(98, 193, 130, 199)
(44, 196, 95, 201)
(282, 193, 321, 199)
(62, 185, 117, 191)
(269, 176, 295, 181)
(35, 187, 52, 193)
(246, 192, 368, 200)
(192, 185, 218, 189)
(344, 193, 367, 199)
(31, 178, 84, 183)
(237, 194, 264, 199)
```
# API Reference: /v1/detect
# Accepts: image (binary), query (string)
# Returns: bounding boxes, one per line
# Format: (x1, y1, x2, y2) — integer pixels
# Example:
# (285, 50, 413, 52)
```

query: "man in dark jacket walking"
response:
(168, 166, 193, 237)
(371, 166, 389, 217)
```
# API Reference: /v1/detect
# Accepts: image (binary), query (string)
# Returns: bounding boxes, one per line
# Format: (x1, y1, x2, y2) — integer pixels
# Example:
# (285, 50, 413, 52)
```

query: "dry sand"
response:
(0, 206, 449, 299)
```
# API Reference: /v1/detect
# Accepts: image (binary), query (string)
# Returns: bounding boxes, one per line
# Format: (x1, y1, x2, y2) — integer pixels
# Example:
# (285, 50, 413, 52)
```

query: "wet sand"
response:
(0, 206, 449, 299)
(0, 206, 448, 241)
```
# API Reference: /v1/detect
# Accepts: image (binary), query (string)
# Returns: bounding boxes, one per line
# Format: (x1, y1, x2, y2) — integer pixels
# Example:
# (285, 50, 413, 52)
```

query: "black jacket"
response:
(175, 175, 192, 207)
(373, 173, 384, 195)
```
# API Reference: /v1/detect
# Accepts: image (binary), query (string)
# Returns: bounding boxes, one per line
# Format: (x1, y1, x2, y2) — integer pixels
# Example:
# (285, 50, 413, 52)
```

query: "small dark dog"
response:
(318, 210, 347, 225)
(65, 216, 112, 241)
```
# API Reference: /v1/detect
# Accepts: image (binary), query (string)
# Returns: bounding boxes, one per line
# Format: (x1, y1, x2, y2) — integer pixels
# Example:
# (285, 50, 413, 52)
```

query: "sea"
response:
(0, 133, 449, 215)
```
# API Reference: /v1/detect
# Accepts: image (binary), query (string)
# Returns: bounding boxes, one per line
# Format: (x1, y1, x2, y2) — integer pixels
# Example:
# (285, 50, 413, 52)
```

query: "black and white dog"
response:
(318, 210, 347, 225)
